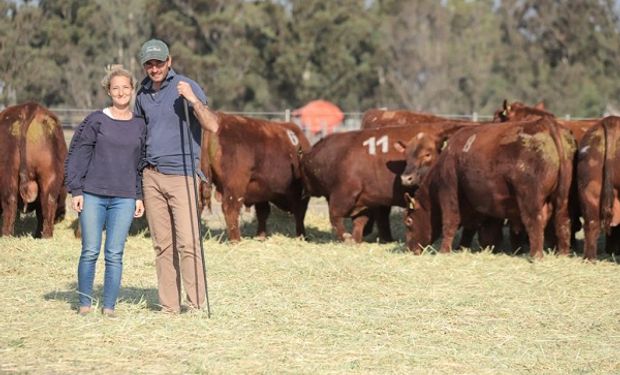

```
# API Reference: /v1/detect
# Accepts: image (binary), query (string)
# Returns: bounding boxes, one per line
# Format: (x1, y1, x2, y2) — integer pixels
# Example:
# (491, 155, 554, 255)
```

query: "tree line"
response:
(1, 0, 620, 117)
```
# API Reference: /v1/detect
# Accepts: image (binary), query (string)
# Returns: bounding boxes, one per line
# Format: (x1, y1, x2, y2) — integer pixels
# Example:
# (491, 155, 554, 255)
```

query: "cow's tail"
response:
(292, 127, 312, 199)
(547, 118, 572, 226)
(18, 104, 39, 212)
(601, 118, 616, 234)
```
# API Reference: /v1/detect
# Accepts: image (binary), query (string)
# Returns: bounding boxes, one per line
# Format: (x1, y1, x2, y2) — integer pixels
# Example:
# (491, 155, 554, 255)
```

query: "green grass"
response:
(0, 201, 618, 374)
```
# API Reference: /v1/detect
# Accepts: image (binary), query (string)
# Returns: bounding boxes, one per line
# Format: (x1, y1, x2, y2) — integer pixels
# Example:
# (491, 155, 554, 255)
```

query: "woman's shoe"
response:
(78, 306, 91, 316)
(102, 308, 116, 318)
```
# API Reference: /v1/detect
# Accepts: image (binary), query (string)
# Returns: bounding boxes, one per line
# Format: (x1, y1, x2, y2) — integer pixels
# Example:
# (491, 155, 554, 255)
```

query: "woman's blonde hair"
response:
(101, 65, 135, 91)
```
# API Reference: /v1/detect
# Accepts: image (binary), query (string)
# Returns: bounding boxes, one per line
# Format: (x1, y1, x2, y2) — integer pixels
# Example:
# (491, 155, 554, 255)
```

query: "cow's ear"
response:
(534, 101, 545, 110)
(404, 192, 417, 210)
(394, 141, 406, 153)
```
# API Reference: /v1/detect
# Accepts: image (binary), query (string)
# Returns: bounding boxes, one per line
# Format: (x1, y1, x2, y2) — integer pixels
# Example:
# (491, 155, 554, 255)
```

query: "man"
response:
(135, 39, 218, 313)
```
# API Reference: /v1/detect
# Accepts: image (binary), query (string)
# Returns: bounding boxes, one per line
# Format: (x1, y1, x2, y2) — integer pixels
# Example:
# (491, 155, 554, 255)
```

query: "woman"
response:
(65, 67, 146, 317)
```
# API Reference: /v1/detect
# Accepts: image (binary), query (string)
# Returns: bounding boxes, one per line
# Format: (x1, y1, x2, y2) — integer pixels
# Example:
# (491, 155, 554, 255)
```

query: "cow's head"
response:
(395, 132, 445, 187)
(494, 100, 551, 122)
(403, 192, 432, 254)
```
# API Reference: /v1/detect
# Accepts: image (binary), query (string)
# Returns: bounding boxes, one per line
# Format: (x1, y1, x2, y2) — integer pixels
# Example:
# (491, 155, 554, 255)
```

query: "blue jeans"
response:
(77, 193, 135, 310)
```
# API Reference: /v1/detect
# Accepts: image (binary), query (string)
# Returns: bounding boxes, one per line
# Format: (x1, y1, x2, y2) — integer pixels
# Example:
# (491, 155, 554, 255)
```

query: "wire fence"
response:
(50, 107, 494, 145)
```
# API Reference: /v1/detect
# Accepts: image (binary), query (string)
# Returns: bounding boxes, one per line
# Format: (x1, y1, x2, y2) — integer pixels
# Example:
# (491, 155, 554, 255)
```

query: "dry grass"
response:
(0, 201, 619, 374)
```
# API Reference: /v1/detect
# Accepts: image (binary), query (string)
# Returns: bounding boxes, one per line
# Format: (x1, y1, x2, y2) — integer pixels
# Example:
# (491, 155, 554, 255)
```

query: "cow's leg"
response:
(329, 208, 349, 242)
(328, 188, 360, 242)
(437, 186, 459, 253)
(362, 209, 375, 237)
(254, 202, 270, 240)
(292, 196, 309, 238)
(552, 209, 571, 256)
(37, 181, 59, 238)
(1, 192, 18, 236)
(518, 199, 549, 258)
(222, 190, 245, 242)
(582, 216, 601, 260)
(580, 183, 601, 260)
(375, 206, 393, 242)
(351, 212, 370, 243)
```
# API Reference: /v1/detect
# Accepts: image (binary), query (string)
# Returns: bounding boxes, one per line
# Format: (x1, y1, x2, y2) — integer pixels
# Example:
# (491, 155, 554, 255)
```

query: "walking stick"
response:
(183, 98, 212, 318)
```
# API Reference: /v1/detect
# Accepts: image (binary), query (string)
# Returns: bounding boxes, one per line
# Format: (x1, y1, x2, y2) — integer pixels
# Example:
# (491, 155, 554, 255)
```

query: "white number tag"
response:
(363, 135, 389, 155)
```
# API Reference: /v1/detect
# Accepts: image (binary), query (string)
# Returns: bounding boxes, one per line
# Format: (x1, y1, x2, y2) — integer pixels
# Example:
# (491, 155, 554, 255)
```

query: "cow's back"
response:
(455, 119, 573, 217)
(361, 108, 471, 129)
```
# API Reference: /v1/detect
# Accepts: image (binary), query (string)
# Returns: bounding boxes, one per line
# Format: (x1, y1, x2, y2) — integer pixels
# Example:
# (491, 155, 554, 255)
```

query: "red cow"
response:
(0, 102, 67, 237)
(495, 100, 593, 248)
(403, 118, 576, 258)
(395, 129, 504, 250)
(302, 122, 468, 243)
(201, 113, 310, 242)
(577, 116, 620, 259)
(361, 108, 478, 239)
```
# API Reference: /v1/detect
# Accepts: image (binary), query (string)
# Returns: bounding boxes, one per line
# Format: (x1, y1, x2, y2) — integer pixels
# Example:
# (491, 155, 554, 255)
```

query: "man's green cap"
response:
(139, 39, 169, 65)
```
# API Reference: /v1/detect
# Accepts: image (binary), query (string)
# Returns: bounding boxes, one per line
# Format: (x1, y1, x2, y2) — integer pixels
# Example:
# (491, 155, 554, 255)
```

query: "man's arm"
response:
(190, 100, 219, 133)
(177, 81, 219, 133)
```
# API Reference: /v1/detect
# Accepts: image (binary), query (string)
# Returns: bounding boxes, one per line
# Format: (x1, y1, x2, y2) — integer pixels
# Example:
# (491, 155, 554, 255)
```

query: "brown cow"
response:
(403, 117, 576, 258)
(395, 128, 504, 250)
(577, 116, 620, 259)
(0, 102, 67, 238)
(201, 113, 310, 242)
(495, 100, 594, 248)
(301, 122, 468, 243)
(361, 108, 477, 239)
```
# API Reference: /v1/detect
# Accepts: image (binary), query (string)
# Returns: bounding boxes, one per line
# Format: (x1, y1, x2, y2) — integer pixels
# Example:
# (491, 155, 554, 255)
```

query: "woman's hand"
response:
(134, 200, 145, 218)
(72, 195, 84, 213)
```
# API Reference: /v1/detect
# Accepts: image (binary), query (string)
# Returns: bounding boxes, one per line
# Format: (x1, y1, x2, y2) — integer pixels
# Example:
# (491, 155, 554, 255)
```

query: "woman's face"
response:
(108, 75, 133, 107)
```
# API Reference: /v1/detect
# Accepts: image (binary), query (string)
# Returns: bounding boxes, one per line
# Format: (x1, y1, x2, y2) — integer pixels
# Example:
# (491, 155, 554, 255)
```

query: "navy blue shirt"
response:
(134, 68, 207, 176)
(65, 111, 147, 199)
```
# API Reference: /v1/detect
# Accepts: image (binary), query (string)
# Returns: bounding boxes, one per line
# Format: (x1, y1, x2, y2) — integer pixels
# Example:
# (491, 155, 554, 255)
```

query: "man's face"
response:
(143, 57, 171, 84)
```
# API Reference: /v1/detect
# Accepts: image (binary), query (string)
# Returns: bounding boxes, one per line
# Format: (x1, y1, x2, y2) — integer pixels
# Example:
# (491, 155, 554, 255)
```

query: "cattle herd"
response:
(1, 100, 619, 260)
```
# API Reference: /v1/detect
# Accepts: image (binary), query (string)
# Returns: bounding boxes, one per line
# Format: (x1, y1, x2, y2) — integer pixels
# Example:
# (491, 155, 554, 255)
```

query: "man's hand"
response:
(177, 81, 219, 133)
(177, 81, 199, 105)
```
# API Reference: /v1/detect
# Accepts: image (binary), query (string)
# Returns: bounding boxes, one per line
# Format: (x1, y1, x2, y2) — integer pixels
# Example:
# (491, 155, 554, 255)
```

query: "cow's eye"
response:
(405, 217, 414, 226)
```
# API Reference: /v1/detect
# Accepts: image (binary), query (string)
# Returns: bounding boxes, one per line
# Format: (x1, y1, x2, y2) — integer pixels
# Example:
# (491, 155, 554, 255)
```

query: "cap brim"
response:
(140, 53, 168, 65)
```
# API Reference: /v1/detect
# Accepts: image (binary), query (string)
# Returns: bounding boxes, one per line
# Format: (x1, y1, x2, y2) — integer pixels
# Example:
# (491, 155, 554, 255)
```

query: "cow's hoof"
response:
(343, 233, 355, 244)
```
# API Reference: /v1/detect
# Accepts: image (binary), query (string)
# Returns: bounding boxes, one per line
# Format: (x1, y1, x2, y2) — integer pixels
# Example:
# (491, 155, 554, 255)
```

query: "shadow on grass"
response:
(203, 204, 334, 243)
(43, 282, 160, 312)
(69, 215, 151, 239)
(10, 214, 41, 237)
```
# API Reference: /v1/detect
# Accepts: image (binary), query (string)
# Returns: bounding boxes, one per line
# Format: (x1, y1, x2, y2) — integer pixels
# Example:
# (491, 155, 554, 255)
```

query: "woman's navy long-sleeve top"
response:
(65, 111, 147, 199)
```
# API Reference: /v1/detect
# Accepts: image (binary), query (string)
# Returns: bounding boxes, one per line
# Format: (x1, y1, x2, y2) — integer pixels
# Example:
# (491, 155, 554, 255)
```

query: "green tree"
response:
(495, 0, 620, 117)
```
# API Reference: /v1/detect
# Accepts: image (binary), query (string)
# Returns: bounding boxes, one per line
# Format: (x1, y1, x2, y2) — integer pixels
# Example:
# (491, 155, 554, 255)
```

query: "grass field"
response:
(0, 201, 619, 374)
